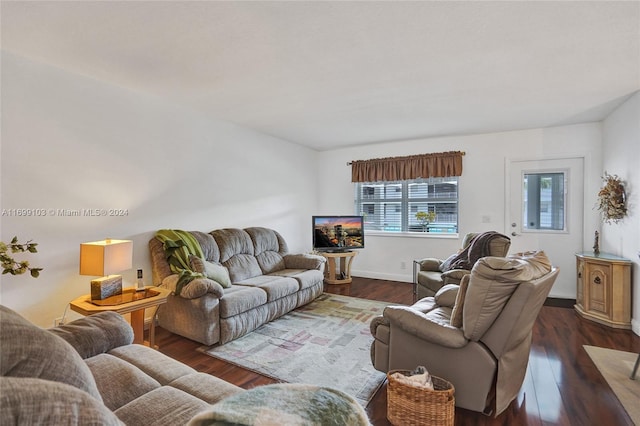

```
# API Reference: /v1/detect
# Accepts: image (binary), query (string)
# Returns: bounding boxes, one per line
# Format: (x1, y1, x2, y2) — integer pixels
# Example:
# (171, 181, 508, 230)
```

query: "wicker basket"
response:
(386, 369, 455, 426)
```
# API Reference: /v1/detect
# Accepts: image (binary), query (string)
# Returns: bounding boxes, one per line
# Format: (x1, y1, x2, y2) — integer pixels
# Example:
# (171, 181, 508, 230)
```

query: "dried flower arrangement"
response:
(596, 172, 627, 224)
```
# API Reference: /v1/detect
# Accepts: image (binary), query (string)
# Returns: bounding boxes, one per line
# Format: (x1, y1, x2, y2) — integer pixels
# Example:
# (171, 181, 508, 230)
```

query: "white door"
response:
(506, 157, 584, 299)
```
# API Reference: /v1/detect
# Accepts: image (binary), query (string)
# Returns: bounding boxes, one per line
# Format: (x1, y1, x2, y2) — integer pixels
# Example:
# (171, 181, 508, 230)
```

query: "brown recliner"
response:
(414, 231, 511, 299)
(371, 251, 558, 416)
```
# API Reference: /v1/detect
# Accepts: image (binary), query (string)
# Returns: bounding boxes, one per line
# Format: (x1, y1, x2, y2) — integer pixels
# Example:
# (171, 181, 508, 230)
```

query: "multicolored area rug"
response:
(199, 293, 391, 406)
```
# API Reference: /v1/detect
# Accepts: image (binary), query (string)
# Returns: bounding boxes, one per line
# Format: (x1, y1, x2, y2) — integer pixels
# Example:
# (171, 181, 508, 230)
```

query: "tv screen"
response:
(312, 216, 365, 252)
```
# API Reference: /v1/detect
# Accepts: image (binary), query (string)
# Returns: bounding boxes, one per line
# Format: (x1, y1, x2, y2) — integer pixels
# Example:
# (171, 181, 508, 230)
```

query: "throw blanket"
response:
(155, 229, 205, 296)
(187, 383, 371, 426)
(442, 231, 508, 272)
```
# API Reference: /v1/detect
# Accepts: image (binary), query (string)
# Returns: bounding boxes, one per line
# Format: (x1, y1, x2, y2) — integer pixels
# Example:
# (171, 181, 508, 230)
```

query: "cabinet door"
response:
(586, 261, 610, 317)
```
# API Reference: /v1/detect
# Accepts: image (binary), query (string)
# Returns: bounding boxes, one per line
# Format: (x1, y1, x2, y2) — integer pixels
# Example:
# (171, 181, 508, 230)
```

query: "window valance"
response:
(350, 151, 465, 183)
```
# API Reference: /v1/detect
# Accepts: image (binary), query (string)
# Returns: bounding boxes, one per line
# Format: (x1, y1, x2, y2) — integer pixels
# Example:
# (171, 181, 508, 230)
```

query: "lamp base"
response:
(91, 275, 123, 300)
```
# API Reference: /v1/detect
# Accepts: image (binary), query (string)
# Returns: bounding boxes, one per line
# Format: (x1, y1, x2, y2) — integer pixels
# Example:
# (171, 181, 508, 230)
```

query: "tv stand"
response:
(321, 251, 358, 285)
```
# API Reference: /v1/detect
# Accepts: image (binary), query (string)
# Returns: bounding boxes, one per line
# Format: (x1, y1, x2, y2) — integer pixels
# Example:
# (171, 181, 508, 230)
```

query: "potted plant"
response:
(415, 211, 436, 232)
(1, 237, 42, 278)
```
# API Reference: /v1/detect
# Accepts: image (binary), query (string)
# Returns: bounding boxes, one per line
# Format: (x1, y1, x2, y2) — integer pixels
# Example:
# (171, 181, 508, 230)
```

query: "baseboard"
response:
(351, 269, 412, 283)
(632, 318, 640, 337)
(544, 297, 576, 308)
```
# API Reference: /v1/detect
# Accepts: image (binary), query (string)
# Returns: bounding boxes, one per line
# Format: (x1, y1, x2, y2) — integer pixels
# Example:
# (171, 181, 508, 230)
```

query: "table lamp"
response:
(80, 239, 133, 300)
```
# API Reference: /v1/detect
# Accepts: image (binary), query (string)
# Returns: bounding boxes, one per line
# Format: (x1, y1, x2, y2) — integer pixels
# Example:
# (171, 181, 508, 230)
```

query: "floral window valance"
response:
(350, 151, 465, 183)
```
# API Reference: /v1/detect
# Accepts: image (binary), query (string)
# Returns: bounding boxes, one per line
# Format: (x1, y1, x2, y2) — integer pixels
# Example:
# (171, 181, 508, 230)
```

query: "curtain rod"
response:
(346, 151, 466, 166)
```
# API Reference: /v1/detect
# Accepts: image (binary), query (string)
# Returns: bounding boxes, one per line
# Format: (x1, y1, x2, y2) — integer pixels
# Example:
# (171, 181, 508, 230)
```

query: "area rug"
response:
(199, 293, 391, 406)
(583, 345, 640, 424)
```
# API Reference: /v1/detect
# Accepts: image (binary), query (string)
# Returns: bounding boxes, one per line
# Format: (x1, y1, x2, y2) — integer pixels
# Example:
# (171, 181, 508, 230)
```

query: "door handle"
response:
(511, 232, 517, 237)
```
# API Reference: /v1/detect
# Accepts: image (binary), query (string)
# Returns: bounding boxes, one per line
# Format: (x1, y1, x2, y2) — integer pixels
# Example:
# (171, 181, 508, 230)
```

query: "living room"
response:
(1, 1, 639, 424)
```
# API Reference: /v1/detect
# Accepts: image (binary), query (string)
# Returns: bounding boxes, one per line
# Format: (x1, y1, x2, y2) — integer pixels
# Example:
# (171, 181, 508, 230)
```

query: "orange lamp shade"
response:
(79, 239, 133, 276)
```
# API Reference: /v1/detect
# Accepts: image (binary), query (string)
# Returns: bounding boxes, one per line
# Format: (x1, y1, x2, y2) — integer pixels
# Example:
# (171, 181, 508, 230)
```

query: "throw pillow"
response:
(189, 255, 232, 288)
(450, 274, 470, 328)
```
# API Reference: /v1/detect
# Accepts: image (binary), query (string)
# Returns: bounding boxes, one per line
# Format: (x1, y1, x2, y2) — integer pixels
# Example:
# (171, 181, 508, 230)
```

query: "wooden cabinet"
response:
(574, 252, 631, 329)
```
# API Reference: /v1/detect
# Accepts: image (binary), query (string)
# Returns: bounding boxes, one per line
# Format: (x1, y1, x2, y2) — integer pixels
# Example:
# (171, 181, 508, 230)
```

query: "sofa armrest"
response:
(370, 314, 390, 336)
(162, 275, 224, 299)
(48, 311, 134, 359)
(441, 269, 470, 285)
(283, 254, 326, 271)
(416, 258, 443, 272)
(383, 306, 467, 348)
(434, 284, 459, 308)
(181, 278, 225, 299)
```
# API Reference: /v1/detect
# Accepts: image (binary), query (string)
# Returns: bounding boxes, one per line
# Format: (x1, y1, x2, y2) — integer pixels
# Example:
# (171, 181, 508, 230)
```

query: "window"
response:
(355, 177, 459, 234)
(522, 172, 565, 231)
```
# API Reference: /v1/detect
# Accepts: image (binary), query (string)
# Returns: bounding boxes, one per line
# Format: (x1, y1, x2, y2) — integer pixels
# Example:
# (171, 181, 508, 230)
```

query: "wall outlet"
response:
(53, 317, 64, 327)
(400, 261, 407, 270)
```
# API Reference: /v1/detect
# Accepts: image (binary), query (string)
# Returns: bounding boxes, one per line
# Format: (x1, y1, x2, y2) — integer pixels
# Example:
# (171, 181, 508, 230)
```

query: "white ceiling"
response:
(2, 1, 639, 151)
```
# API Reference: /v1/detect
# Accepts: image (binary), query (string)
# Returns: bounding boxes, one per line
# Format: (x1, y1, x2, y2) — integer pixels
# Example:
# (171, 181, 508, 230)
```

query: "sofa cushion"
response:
(235, 275, 299, 301)
(114, 386, 211, 426)
(190, 231, 221, 263)
(450, 274, 470, 328)
(107, 344, 198, 385)
(212, 229, 264, 282)
(48, 311, 134, 359)
(434, 283, 459, 308)
(383, 305, 467, 348)
(219, 285, 268, 318)
(224, 254, 263, 282)
(190, 255, 232, 288)
(0, 305, 102, 401)
(0, 377, 123, 426)
(169, 372, 243, 404)
(85, 353, 161, 411)
(270, 268, 325, 291)
(245, 227, 288, 274)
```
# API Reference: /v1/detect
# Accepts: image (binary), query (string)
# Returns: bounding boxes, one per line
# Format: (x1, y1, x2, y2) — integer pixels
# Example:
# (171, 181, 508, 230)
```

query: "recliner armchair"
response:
(414, 231, 511, 299)
(371, 251, 558, 416)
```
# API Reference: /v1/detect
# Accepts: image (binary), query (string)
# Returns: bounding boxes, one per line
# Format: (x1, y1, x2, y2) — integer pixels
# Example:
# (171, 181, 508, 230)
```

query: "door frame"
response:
(504, 154, 589, 299)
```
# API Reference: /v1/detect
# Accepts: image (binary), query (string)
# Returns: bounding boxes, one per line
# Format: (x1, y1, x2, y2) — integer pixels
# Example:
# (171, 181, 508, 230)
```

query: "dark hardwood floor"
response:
(154, 277, 640, 425)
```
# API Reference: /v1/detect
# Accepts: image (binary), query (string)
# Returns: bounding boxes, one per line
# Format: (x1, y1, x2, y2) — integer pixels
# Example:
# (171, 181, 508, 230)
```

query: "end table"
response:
(321, 251, 358, 284)
(69, 286, 170, 349)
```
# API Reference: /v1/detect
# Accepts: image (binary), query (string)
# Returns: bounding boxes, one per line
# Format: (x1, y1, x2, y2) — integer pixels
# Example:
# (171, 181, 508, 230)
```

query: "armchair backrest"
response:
(481, 267, 558, 359)
(462, 232, 511, 257)
(462, 252, 555, 343)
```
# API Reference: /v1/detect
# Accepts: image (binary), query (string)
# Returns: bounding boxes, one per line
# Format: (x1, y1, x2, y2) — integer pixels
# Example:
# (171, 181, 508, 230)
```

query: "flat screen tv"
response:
(312, 215, 365, 252)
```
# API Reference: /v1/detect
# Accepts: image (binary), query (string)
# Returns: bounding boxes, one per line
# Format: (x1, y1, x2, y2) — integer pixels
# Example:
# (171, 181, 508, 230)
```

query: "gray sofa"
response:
(150, 227, 325, 345)
(0, 305, 242, 425)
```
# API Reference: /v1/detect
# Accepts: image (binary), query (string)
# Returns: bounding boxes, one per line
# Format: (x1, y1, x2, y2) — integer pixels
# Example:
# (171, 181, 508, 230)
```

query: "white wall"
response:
(317, 123, 603, 299)
(602, 91, 640, 336)
(0, 52, 319, 327)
